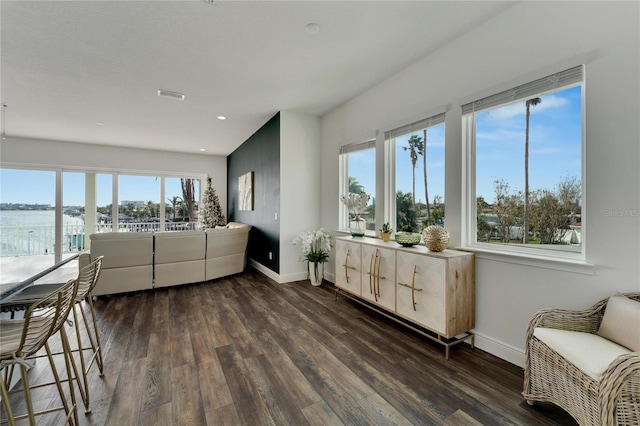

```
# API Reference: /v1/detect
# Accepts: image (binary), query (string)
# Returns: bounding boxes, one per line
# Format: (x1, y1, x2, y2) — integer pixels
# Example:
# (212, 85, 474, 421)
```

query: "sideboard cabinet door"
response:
(361, 245, 396, 311)
(396, 250, 475, 339)
(335, 239, 362, 296)
(396, 252, 446, 334)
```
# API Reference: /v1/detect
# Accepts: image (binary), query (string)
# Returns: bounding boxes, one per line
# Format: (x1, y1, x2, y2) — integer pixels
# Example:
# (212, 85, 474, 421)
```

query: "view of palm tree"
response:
(395, 124, 445, 232)
(475, 84, 582, 249)
(523, 97, 542, 244)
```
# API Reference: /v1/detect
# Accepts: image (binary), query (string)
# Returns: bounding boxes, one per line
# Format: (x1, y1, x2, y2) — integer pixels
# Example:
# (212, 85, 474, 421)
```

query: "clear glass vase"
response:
(350, 215, 365, 237)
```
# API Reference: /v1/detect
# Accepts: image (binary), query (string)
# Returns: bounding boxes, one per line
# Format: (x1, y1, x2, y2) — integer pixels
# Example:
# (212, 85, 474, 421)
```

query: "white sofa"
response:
(154, 230, 206, 288)
(205, 222, 250, 281)
(88, 222, 250, 296)
(89, 232, 154, 296)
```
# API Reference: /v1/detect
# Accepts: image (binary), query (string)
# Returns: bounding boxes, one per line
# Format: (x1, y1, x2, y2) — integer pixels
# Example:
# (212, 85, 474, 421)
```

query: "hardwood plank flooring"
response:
(1, 268, 578, 425)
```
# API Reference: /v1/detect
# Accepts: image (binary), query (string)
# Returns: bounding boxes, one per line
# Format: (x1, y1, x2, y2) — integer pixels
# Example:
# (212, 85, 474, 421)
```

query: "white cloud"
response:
(486, 94, 570, 120)
(490, 103, 523, 120)
(535, 95, 570, 112)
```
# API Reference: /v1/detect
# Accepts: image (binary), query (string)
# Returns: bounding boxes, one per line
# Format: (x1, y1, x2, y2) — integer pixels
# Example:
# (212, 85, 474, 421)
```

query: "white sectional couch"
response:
(89, 232, 154, 296)
(205, 222, 250, 281)
(154, 230, 206, 288)
(89, 222, 250, 296)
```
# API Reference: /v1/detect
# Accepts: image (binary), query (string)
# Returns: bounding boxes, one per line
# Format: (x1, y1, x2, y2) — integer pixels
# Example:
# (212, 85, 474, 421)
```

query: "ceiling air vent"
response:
(157, 90, 185, 101)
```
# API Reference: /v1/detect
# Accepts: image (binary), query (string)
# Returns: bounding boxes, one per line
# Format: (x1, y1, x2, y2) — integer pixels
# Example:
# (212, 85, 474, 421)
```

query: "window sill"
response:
(458, 245, 595, 275)
(336, 229, 377, 238)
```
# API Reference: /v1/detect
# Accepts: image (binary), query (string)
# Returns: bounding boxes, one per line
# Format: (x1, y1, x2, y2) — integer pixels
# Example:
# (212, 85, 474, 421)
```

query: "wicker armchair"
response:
(523, 292, 640, 426)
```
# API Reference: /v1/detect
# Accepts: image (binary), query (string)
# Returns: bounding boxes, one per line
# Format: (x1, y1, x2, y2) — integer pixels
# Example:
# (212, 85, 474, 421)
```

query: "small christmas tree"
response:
(199, 177, 226, 229)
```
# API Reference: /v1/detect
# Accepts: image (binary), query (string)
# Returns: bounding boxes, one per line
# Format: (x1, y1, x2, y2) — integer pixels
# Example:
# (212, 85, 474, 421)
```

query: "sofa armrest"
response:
(599, 352, 640, 425)
(526, 308, 601, 342)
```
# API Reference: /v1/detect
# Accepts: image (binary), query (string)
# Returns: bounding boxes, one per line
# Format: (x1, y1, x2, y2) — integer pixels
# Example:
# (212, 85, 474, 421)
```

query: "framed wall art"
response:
(238, 171, 254, 211)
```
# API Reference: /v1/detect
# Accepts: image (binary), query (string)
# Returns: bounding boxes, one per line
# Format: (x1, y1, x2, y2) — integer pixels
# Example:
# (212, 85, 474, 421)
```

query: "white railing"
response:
(0, 221, 200, 257)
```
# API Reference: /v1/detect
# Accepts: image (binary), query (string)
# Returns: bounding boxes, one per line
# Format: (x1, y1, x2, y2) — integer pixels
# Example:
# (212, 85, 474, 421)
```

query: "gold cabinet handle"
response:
(375, 250, 385, 298)
(374, 251, 380, 301)
(398, 265, 421, 311)
(342, 249, 356, 283)
(367, 252, 375, 297)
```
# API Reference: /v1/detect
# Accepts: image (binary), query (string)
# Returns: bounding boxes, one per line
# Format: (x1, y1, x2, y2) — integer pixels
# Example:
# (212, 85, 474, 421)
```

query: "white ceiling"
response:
(1, 1, 515, 156)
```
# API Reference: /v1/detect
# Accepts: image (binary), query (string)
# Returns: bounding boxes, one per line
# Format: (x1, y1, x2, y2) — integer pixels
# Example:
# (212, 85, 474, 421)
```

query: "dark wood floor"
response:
(2, 268, 578, 425)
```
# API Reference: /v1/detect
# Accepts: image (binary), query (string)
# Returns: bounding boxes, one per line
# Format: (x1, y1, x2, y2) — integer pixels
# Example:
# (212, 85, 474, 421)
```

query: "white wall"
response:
(320, 1, 640, 366)
(1, 136, 228, 215)
(280, 111, 321, 280)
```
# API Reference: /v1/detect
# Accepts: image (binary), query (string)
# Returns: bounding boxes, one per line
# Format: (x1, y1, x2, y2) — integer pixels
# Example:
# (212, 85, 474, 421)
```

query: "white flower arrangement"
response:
(292, 228, 332, 263)
(339, 192, 370, 217)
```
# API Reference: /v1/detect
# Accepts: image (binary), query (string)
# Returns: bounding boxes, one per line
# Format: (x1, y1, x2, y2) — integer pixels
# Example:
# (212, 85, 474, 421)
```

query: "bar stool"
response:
(0, 278, 80, 425)
(1, 255, 104, 414)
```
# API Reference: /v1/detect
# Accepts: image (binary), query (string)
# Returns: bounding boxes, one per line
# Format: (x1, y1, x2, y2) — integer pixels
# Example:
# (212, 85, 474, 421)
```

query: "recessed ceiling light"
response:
(157, 89, 185, 101)
(217, 115, 227, 120)
(199, 148, 206, 152)
(305, 23, 320, 34)
(96, 122, 105, 126)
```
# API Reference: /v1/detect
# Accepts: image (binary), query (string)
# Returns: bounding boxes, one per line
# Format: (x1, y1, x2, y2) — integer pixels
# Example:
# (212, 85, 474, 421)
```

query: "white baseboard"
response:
(248, 260, 336, 285)
(472, 331, 525, 368)
(278, 271, 307, 283)
(248, 259, 283, 283)
(247, 260, 309, 284)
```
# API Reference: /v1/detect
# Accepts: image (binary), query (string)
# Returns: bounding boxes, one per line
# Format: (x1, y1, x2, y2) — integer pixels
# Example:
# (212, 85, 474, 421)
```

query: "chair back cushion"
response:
(597, 293, 640, 351)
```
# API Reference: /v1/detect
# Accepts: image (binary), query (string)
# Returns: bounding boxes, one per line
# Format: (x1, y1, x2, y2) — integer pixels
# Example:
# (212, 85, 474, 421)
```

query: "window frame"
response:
(338, 139, 376, 236)
(461, 65, 587, 264)
(384, 112, 446, 235)
(0, 165, 206, 260)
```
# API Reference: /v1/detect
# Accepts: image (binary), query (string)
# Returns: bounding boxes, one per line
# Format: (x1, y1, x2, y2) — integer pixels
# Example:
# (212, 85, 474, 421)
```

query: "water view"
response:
(0, 210, 85, 257)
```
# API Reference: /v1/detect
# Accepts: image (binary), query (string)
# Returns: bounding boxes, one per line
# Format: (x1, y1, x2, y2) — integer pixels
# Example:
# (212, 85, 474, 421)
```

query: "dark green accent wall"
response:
(227, 112, 280, 273)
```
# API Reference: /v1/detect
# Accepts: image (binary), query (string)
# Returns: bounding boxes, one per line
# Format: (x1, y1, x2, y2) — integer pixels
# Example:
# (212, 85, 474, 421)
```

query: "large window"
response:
(385, 113, 445, 234)
(96, 173, 113, 232)
(462, 65, 584, 259)
(63, 172, 86, 251)
(0, 169, 56, 258)
(0, 169, 59, 283)
(0, 168, 204, 265)
(118, 175, 161, 232)
(165, 177, 200, 231)
(339, 140, 376, 235)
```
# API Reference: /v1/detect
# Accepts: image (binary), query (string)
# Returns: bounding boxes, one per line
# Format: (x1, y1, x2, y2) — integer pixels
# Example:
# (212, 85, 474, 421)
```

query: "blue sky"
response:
(0, 170, 194, 207)
(348, 85, 581, 205)
(475, 85, 582, 203)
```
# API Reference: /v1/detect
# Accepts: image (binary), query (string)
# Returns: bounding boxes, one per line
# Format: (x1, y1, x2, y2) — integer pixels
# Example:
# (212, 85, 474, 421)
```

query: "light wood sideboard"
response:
(335, 236, 475, 359)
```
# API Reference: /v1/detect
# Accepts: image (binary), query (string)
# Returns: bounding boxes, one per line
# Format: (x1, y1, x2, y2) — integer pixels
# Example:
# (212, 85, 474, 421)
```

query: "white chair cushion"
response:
(534, 327, 633, 381)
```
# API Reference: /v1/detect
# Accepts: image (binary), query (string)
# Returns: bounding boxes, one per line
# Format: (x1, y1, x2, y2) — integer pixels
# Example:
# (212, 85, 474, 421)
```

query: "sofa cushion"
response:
(154, 230, 206, 264)
(205, 226, 249, 258)
(534, 327, 633, 381)
(597, 293, 640, 351)
(90, 232, 153, 269)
